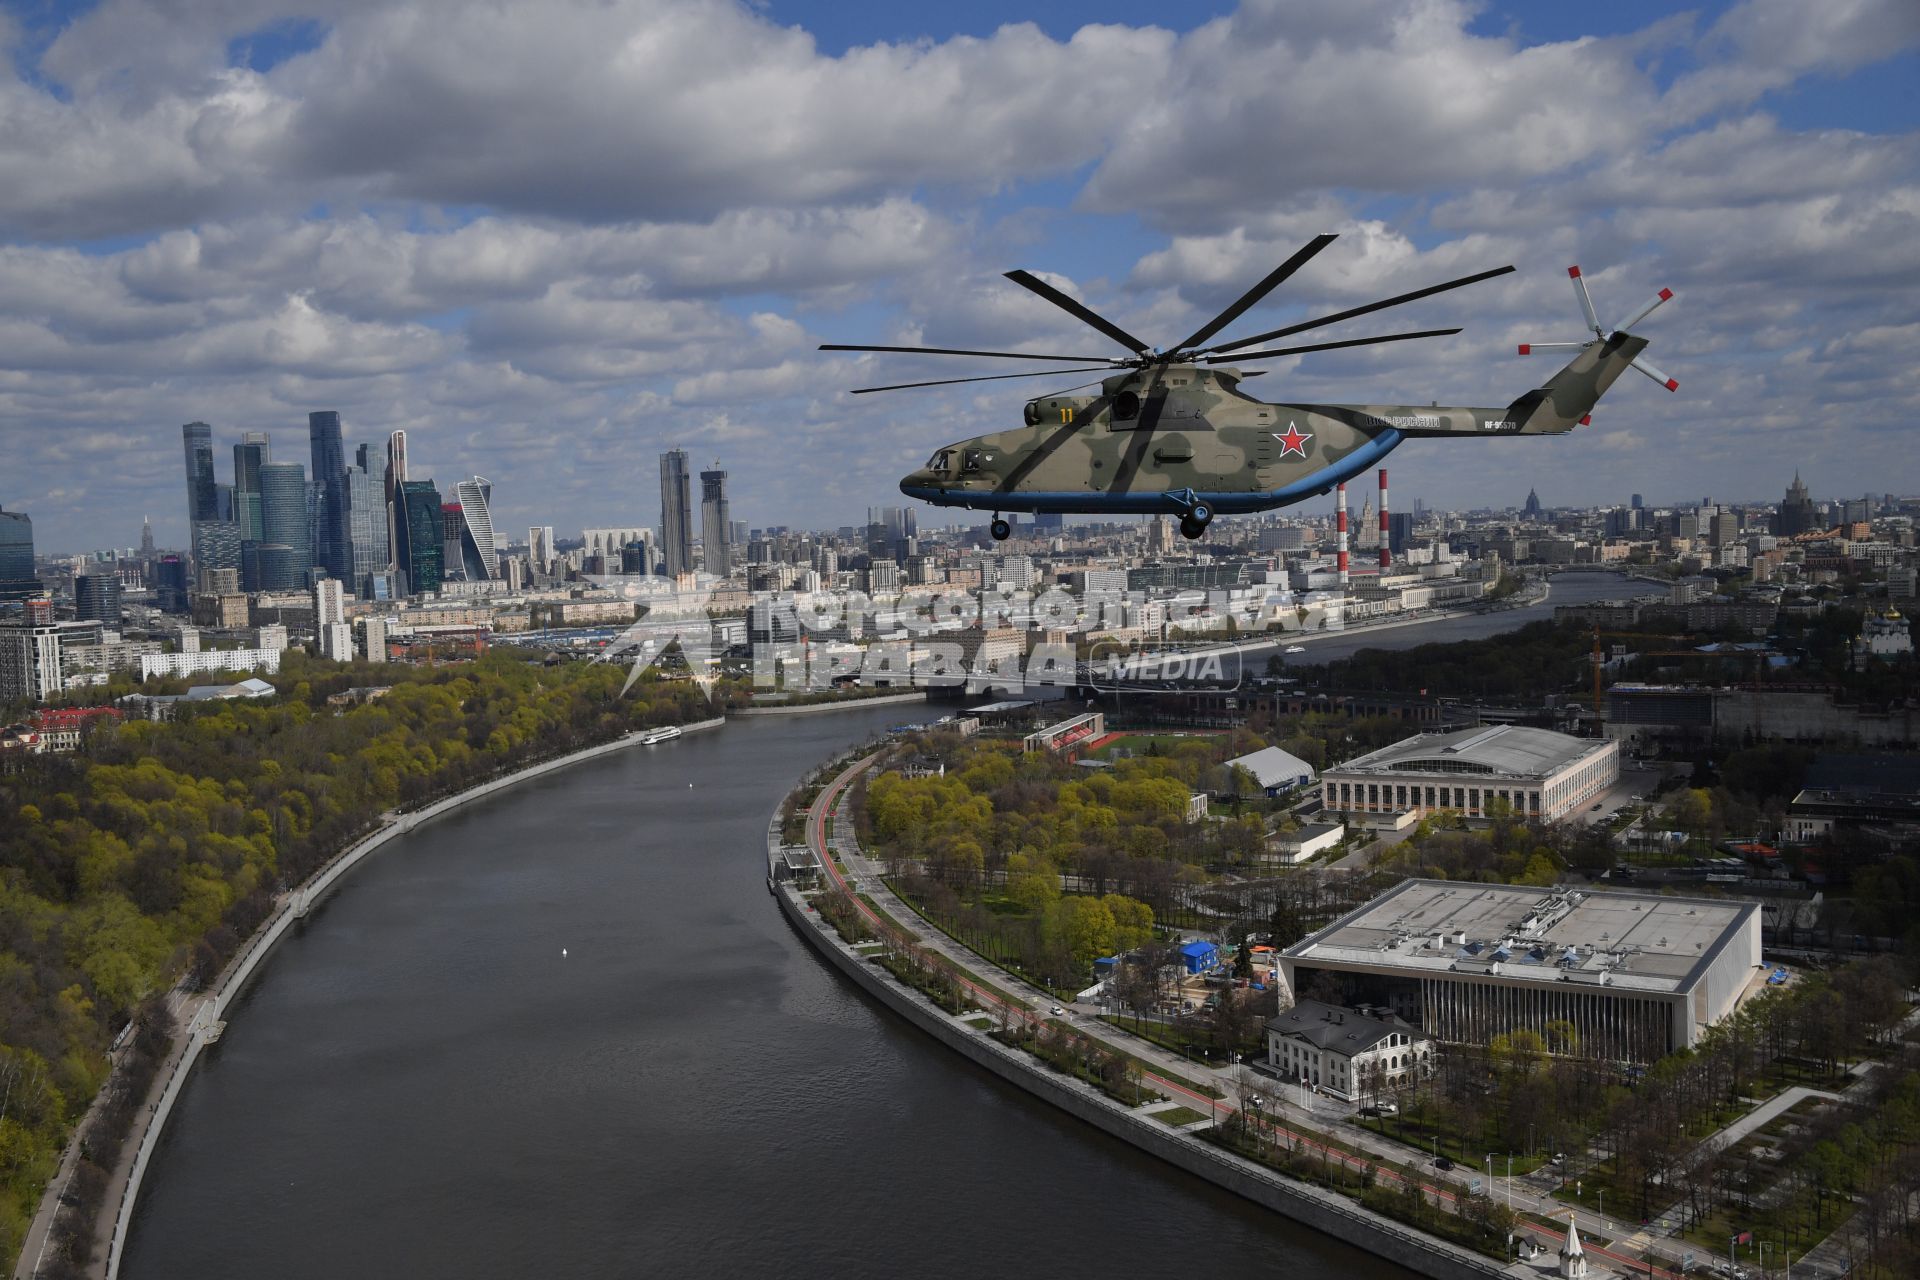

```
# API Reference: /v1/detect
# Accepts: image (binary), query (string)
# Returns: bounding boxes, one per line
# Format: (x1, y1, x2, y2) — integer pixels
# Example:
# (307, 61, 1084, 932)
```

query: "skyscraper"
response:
(233, 431, 270, 542)
(451, 477, 498, 581)
(309, 411, 348, 578)
(384, 429, 409, 575)
(182, 422, 218, 524)
(395, 480, 445, 595)
(700, 466, 732, 577)
(659, 450, 694, 577)
(341, 455, 389, 598)
(1776, 472, 1818, 538)
(139, 516, 155, 558)
(1522, 488, 1543, 519)
(0, 505, 41, 600)
(259, 461, 313, 589)
(528, 526, 555, 575)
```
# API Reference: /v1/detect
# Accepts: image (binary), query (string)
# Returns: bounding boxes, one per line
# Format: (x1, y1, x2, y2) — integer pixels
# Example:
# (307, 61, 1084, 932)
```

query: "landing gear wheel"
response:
(990, 517, 1012, 542)
(1179, 515, 1208, 540)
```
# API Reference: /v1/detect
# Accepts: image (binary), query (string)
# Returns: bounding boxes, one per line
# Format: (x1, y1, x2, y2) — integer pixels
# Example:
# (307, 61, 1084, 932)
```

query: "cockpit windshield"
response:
(927, 449, 954, 472)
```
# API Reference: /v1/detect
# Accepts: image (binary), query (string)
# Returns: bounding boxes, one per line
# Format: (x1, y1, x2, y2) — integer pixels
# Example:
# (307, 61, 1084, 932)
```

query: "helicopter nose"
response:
(899, 468, 938, 497)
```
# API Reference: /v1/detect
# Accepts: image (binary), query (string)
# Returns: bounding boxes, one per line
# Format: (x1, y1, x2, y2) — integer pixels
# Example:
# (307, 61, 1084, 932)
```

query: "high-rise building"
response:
(660, 450, 694, 577)
(341, 454, 389, 598)
(1776, 473, 1818, 538)
(309, 411, 348, 578)
(450, 478, 498, 581)
(384, 430, 409, 575)
(153, 555, 189, 612)
(74, 570, 122, 624)
(395, 480, 445, 595)
(1522, 488, 1543, 519)
(258, 461, 313, 588)
(528, 526, 555, 575)
(233, 432, 270, 542)
(1630, 493, 1644, 510)
(182, 422, 218, 524)
(1388, 511, 1414, 555)
(0, 505, 41, 600)
(139, 515, 155, 558)
(191, 520, 244, 587)
(0, 619, 104, 704)
(700, 467, 732, 577)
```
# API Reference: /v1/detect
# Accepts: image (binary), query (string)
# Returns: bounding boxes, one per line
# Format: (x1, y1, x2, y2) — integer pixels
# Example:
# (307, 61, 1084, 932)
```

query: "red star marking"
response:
(1274, 424, 1313, 457)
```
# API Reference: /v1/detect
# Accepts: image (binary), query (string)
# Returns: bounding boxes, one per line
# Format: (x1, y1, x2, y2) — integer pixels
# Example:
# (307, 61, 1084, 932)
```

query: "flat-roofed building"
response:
(1279, 878, 1762, 1061)
(1321, 724, 1617, 823)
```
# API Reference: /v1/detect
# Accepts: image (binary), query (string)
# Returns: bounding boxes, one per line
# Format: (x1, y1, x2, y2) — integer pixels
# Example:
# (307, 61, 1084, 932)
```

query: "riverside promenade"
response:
(15, 717, 725, 1280)
(788, 751, 1686, 1280)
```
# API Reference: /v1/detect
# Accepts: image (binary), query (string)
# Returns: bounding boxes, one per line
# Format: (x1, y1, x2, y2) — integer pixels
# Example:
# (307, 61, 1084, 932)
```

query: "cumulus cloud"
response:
(0, 0, 1915, 549)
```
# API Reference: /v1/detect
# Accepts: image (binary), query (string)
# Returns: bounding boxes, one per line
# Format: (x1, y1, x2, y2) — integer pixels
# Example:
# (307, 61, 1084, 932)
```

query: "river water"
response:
(125, 577, 1638, 1278)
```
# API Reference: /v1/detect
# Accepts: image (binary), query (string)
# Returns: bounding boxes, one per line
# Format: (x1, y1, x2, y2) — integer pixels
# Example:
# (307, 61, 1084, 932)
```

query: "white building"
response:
(1265, 820, 1344, 865)
(314, 577, 347, 626)
(1226, 744, 1317, 797)
(361, 616, 390, 662)
(1322, 724, 1617, 824)
(1265, 999, 1433, 1102)
(0, 620, 105, 703)
(139, 648, 283, 681)
(1280, 879, 1763, 1061)
(318, 622, 355, 660)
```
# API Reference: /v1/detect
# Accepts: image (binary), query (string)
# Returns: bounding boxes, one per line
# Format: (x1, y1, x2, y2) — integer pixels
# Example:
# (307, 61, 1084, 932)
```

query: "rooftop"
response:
(1266, 999, 1419, 1056)
(1326, 724, 1609, 780)
(1283, 878, 1756, 996)
(1226, 745, 1318, 789)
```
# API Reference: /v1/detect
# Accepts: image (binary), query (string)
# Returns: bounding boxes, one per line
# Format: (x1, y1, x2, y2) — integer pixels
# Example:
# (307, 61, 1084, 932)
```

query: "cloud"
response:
(0, 0, 1915, 550)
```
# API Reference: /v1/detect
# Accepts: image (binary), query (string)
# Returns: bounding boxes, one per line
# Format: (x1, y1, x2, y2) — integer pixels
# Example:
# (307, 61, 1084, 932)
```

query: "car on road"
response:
(1284, 645, 1306, 653)
(1049, 1005, 1064, 1016)
(1433, 1156, 1455, 1171)
(1591, 803, 1603, 810)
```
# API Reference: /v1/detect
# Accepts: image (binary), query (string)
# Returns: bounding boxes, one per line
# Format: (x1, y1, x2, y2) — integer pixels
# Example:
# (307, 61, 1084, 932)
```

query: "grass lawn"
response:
(1153, 1105, 1212, 1127)
(1096, 1013, 1262, 1067)
(963, 1016, 994, 1031)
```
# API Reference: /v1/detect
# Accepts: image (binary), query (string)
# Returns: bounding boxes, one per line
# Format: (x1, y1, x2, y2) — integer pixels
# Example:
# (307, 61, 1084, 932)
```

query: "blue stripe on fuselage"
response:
(899, 429, 1405, 515)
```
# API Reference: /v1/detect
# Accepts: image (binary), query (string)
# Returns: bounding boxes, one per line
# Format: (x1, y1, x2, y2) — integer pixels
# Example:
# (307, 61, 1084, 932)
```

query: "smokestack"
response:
(1336, 482, 1349, 591)
(1378, 468, 1390, 570)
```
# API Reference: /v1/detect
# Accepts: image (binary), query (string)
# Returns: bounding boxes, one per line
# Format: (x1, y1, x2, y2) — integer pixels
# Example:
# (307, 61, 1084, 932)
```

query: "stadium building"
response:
(1279, 880, 1763, 1061)
(1321, 725, 1617, 823)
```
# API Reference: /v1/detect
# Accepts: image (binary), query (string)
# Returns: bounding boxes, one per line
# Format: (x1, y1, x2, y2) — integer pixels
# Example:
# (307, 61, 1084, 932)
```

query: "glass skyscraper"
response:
(342, 457, 389, 598)
(232, 432, 269, 542)
(659, 449, 694, 577)
(259, 461, 313, 589)
(182, 421, 218, 523)
(395, 480, 444, 595)
(309, 410, 349, 578)
(450, 477, 497, 581)
(0, 505, 41, 600)
(74, 571, 122, 624)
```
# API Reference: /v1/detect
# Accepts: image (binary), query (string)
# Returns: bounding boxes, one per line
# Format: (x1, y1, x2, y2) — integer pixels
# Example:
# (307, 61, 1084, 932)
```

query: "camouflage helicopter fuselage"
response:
(899, 331, 1647, 518)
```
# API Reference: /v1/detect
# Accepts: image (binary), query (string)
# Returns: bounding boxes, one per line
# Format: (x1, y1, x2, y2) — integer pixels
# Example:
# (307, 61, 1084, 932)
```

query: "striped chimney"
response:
(1378, 468, 1391, 570)
(1335, 482, 1349, 589)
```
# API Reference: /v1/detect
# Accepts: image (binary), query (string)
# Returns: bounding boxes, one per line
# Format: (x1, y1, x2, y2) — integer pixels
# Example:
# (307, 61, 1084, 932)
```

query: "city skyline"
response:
(1, 1, 1916, 552)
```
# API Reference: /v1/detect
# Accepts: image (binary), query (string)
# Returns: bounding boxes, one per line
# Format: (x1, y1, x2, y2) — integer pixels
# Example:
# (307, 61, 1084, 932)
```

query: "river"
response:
(123, 583, 1636, 1277)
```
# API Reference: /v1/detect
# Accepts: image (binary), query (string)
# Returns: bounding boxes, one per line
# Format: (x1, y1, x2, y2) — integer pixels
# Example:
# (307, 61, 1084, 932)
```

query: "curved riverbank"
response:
(773, 756, 1502, 1280)
(31, 717, 726, 1280)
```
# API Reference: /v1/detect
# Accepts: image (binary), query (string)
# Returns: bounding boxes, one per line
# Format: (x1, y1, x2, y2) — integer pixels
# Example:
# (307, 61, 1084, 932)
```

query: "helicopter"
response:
(822, 233, 1677, 541)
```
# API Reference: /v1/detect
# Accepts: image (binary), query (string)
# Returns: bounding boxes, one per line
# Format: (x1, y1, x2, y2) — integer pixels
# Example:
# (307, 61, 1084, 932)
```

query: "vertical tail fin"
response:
(1506, 332, 1650, 434)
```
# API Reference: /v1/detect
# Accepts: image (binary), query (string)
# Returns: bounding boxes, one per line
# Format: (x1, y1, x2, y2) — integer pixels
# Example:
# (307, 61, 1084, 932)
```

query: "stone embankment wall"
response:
(774, 883, 1503, 1280)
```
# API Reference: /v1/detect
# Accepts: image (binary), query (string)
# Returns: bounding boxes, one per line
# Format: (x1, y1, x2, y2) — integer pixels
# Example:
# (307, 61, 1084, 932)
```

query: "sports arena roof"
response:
(1327, 724, 1606, 780)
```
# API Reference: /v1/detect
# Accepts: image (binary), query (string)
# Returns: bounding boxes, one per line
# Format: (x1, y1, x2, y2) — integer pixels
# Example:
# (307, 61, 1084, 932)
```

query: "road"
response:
(802, 754, 1682, 1278)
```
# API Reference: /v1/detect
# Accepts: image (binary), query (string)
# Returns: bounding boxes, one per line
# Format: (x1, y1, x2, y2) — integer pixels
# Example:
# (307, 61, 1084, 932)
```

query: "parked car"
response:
(1049, 1005, 1064, 1016)
(1433, 1156, 1455, 1171)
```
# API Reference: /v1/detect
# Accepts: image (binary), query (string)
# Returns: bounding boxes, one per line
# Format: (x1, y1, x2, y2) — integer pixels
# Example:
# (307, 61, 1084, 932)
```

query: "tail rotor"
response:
(1519, 265, 1678, 392)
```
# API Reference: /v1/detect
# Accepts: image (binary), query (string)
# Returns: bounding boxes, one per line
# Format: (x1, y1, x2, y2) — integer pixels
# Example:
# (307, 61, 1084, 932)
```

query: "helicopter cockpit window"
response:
(927, 449, 953, 473)
(961, 448, 986, 473)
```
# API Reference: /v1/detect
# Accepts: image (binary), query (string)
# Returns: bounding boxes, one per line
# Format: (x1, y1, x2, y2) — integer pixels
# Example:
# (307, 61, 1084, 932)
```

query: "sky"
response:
(1, 0, 1917, 554)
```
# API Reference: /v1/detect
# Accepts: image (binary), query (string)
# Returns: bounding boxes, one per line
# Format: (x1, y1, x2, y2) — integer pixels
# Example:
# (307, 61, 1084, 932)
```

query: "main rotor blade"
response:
(849, 365, 1118, 395)
(1203, 264, 1515, 354)
(1201, 328, 1461, 363)
(1171, 233, 1338, 353)
(1003, 269, 1150, 354)
(819, 343, 1119, 363)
